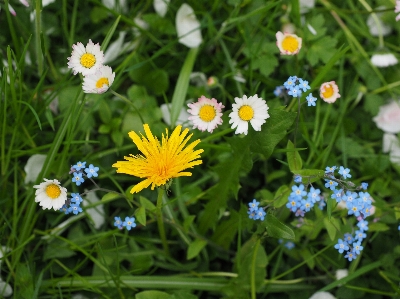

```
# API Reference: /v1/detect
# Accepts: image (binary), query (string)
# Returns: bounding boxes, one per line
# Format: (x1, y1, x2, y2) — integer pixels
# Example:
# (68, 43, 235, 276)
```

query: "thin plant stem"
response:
(157, 188, 170, 256)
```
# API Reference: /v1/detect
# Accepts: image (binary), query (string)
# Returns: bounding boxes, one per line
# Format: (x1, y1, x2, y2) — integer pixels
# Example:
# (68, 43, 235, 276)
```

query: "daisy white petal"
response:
(319, 81, 340, 104)
(187, 96, 225, 133)
(33, 178, 68, 211)
(67, 39, 104, 76)
(176, 3, 202, 48)
(228, 94, 270, 135)
(276, 31, 302, 55)
(371, 53, 398, 68)
(82, 65, 115, 94)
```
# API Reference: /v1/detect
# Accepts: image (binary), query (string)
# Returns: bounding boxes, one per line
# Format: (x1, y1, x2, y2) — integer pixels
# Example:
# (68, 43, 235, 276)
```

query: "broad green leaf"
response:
(265, 214, 295, 240)
(187, 239, 207, 260)
(140, 196, 156, 211)
(183, 215, 196, 233)
(273, 185, 291, 208)
(135, 206, 146, 226)
(211, 209, 241, 250)
(101, 192, 122, 202)
(294, 169, 324, 183)
(286, 140, 302, 171)
(250, 109, 297, 158)
(136, 290, 172, 299)
(299, 248, 315, 269)
(368, 222, 390, 232)
(98, 99, 112, 124)
(323, 217, 337, 241)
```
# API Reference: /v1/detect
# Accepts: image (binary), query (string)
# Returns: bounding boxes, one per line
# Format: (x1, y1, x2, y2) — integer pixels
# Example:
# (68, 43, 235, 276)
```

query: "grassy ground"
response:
(1, 0, 400, 298)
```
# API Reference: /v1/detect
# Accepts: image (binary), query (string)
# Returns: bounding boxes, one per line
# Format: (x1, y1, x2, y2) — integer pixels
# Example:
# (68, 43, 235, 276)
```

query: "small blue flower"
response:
(255, 207, 266, 221)
(286, 196, 301, 212)
(114, 216, 123, 229)
(59, 204, 71, 215)
(284, 241, 295, 250)
(306, 93, 317, 106)
(248, 209, 257, 220)
(358, 192, 371, 205)
(284, 76, 297, 89)
(398, 224, 400, 231)
(345, 251, 357, 261)
(291, 184, 307, 199)
(307, 187, 321, 203)
(344, 191, 358, 203)
(325, 166, 337, 173)
(331, 189, 343, 203)
(324, 179, 338, 190)
(361, 182, 368, 190)
(248, 199, 260, 212)
(338, 166, 351, 179)
(344, 233, 353, 244)
(274, 86, 285, 97)
(318, 200, 326, 210)
(298, 79, 311, 92)
(68, 203, 83, 215)
(352, 241, 363, 255)
(73, 161, 86, 171)
(85, 164, 100, 178)
(357, 220, 369, 231)
(72, 172, 84, 186)
(300, 198, 313, 212)
(347, 201, 362, 217)
(334, 239, 349, 254)
(123, 216, 136, 230)
(70, 193, 83, 204)
(293, 175, 302, 183)
(354, 230, 366, 241)
(288, 85, 301, 97)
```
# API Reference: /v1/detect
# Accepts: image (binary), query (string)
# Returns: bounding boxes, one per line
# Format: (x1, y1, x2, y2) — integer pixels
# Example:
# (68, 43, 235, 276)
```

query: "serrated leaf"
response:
(187, 239, 207, 260)
(286, 140, 302, 171)
(307, 36, 338, 66)
(135, 206, 146, 226)
(265, 214, 294, 240)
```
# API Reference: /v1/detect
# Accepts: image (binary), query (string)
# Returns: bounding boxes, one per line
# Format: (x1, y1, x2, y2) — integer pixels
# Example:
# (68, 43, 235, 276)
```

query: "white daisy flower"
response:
(33, 178, 68, 211)
(187, 96, 225, 133)
(276, 31, 302, 55)
(228, 94, 270, 135)
(319, 81, 340, 104)
(67, 39, 104, 76)
(371, 53, 398, 68)
(82, 65, 115, 94)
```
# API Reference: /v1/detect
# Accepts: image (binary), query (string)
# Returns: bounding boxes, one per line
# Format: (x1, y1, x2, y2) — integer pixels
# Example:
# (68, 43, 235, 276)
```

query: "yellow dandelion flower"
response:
(113, 124, 204, 193)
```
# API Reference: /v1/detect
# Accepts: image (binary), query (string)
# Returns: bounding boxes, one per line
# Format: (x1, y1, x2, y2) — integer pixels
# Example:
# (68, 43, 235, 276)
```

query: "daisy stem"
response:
(109, 89, 145, 125)
(358, 0, 384, 48)
(157, 188, 170, 256)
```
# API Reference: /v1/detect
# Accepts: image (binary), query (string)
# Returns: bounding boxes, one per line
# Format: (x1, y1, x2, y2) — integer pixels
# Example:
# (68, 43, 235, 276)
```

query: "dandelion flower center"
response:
(80, 53, 96, 68)
(45, 184, 61, 199)
(282, 36, 299, 53)
(238, 105, 254, 121)
(322, 84, 334, 98)
(199, 105, 216, 122)
(96, 77, 109, 88)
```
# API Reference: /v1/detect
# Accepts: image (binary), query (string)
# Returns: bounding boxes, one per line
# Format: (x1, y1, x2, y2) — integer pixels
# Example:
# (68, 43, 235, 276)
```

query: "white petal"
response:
(0, 280, 13, 297)
(84, 191, 105, 229)
(176, 4, 202, 48)
(382, 133, 398, 153)
(24, 154, 47, 184)
(161, 103, 190, 127)
(104, 31, 126, 64)
(309, 291, 336, 299)
(153, 0, 170, 17)
(373, 100, 400, 133)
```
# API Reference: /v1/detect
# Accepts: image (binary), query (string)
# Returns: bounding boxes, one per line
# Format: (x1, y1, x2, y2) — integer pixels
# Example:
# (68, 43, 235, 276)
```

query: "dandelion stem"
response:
(157, 188, 170, 256)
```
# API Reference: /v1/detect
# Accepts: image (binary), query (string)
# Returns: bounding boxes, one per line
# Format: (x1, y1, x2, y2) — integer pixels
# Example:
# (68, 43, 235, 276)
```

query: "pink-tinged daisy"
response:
(396, 1, 400, 21)
(276, 31, 302, 55)
(187, 96, 224, 133)
(320, 81, 341, 104)
(228, 94, 270, 135)
(82, 65, 115, 94)
(33, 178, 68, 211)
(67, 39, 104, 75)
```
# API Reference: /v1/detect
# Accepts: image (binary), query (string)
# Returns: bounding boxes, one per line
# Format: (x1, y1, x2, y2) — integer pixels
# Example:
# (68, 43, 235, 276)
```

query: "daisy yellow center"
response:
(238, 105, 254, 121)
(199, 105, 216, 122)
(80, 53, 96, 68)
(282, 36, 299, 53)
(45, 184, 61, 199)
(96, 77, 109, 88)
(322, 85, 334, 98)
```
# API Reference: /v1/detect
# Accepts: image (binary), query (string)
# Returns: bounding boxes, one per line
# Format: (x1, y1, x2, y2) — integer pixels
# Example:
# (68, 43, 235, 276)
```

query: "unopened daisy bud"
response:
(82, 65, 115, 94)
(207, 76, 218, 87)
(67, 39, 104, 76)
(320, 81, 340, 104)
(276, 31, 302, 55)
